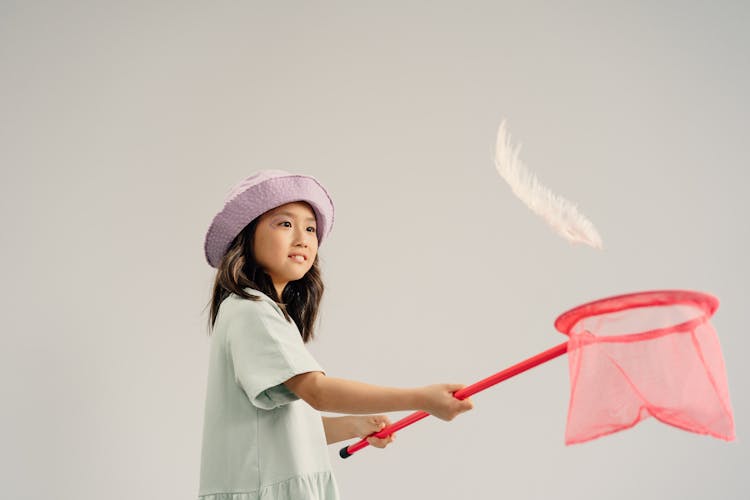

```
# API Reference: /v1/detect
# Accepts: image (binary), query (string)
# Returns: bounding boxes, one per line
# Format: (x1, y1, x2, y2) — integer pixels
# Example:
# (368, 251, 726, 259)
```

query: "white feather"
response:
(493, 120, 603, 249)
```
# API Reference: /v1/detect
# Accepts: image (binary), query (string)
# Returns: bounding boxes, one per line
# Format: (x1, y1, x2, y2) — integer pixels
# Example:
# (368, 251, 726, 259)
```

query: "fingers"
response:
(365, 414, 395, 448)
(370, 415, 392, 434)
(367, 432, 396, 448)
(446, 383, 466, 393)
(446, 392, 475, 421)
(447, 384, 474, 410)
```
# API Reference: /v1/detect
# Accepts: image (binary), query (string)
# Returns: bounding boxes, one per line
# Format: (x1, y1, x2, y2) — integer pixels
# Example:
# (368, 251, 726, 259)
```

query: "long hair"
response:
(205, 216, 324, 343)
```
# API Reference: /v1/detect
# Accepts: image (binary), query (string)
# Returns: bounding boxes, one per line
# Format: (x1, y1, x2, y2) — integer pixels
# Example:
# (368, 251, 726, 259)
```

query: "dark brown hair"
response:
(204, 216, 324, 343)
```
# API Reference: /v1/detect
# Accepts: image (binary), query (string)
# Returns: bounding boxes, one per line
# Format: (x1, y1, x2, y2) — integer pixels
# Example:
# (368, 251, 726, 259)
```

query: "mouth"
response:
(288, 254, 307, 263)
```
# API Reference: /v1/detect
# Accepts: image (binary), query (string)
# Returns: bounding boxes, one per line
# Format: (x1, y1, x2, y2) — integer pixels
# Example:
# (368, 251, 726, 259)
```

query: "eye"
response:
(307, 226, 317, 233)
(279, 221, 292, 227)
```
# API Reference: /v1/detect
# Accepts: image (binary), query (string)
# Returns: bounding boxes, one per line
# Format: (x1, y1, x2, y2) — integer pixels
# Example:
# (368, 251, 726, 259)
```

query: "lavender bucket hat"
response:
(204, 169, 335, 268)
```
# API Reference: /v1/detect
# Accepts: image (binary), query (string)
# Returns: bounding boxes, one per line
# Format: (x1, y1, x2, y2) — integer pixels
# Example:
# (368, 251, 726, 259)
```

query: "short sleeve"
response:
(225, 298, 324, 410)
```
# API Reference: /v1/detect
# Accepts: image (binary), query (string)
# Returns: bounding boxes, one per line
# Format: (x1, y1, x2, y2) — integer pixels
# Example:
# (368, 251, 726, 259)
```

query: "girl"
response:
(198, 170, 474, 500)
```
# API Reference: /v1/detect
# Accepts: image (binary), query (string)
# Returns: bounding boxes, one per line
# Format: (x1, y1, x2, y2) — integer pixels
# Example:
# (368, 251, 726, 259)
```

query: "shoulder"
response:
(219, 288, 292, 329)
(220, 288, 275, 313)
(221, 290, 302, 352)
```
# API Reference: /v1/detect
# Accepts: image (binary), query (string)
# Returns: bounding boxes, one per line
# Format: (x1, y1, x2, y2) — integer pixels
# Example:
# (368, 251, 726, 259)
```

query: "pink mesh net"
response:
(554, 290, 735, 445)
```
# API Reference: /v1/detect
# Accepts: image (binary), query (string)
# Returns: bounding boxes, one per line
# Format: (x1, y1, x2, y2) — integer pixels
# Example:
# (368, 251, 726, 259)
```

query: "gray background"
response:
(1, 1, 748, 499)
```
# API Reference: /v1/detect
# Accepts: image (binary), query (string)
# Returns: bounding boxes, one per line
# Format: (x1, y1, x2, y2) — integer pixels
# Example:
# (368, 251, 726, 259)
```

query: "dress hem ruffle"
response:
(199, 470, 338, 500)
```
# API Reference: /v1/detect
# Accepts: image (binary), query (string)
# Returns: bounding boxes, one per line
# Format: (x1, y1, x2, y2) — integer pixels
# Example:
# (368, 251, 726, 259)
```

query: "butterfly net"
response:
(554, 290, 735, 445)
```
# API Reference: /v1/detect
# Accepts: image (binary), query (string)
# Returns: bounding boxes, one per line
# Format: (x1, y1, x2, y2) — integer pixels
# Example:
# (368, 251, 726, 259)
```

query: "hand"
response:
(352, 414, 395, 448)
(419, 383, 474, 421)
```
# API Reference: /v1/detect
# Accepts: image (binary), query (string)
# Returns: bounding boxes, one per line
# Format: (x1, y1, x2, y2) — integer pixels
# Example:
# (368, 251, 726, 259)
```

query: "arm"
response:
(322, 414, 396, 446)
(284, 372, 423, 414)
(321, 416, 357, 444)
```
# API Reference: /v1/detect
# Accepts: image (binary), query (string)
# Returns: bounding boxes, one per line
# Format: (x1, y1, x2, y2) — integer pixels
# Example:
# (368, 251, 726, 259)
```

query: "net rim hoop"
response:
(553, 289, 719, 336)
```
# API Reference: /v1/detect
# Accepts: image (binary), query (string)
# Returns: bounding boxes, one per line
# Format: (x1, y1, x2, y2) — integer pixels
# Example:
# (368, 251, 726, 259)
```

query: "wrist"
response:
(345, 415, 360, 439)
(409, 387, 427, 412)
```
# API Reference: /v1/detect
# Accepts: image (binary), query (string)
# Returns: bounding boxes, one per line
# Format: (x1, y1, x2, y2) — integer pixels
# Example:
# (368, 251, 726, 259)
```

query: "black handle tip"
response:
(339, 446, 352, 459)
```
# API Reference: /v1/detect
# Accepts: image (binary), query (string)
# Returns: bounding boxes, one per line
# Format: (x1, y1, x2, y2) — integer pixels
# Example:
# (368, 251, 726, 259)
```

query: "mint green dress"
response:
(198, 288, 340, 500)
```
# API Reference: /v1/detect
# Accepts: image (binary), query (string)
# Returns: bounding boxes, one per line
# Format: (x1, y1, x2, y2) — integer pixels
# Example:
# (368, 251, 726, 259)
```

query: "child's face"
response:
(253, 201, 319, 293)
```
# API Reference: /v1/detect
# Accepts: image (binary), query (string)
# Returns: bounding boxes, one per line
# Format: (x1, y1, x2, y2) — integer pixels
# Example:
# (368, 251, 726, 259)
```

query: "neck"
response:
(273, 281, 287, 301)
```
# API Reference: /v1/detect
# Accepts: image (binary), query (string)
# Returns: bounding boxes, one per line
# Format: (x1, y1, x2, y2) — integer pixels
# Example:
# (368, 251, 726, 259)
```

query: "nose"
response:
(293, 227, 311, 246)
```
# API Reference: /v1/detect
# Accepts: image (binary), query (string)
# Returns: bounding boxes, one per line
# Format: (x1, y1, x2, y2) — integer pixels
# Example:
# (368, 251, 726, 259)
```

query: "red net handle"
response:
(339, 341, 569, 459)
